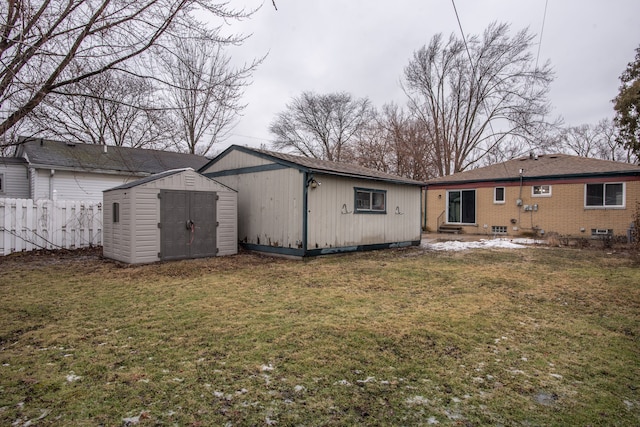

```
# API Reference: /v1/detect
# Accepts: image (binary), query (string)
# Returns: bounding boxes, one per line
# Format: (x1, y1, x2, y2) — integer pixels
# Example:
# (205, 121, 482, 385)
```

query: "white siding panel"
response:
(0, 163, 29, 198)
(202, 150, 274, 172)
(306, 174, 421, 249)
(103, 191, 131, 263)
(214, 168, 303, 250)
(217, 191, 238, 256)
(50, 170, 133, 202)
(33, 169, 51, 200)
(131, 188, 161, 264)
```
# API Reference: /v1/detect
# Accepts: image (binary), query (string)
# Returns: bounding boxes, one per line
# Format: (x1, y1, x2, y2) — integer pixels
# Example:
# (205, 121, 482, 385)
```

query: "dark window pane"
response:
(605, 183, 623, 206)
(356, 191, 370, 210)
(462, 190, 476, 224)
(495, 187, 504, 201)
(372, 192, 385, 211)
(448, 191, 460, 223)
(586, 184, 603, 206)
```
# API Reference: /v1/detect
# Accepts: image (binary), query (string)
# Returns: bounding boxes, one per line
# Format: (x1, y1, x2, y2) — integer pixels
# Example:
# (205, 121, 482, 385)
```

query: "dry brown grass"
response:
(0, 245, 638, 426)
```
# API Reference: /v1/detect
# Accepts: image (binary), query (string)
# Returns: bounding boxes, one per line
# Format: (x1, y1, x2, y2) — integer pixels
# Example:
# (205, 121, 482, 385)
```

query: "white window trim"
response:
(584, 182, 626, 209)
(493, 187, 505, 204)
(532, 185, 552, 197)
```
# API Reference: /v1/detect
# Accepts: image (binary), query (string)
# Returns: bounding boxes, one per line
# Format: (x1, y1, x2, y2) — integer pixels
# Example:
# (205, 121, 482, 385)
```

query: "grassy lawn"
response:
(0, 245, 639, 426)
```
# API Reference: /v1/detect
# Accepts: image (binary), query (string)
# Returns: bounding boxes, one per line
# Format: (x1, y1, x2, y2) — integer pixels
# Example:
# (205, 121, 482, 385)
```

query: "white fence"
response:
(0, 198, 102, 256)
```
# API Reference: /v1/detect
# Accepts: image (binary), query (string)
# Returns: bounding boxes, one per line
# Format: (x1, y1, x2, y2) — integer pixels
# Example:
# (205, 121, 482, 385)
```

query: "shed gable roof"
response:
(201, 145, 425, 186)
(104, 168, 235, 192)
(426, 153, 640, 185)
(17, 138, 209, 174)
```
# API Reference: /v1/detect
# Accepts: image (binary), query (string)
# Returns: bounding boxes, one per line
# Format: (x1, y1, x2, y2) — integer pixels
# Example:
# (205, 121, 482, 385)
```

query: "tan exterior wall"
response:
(307, 174, 422, 249)
(425, 178, 640, 238)
(203, 165, 305, 250)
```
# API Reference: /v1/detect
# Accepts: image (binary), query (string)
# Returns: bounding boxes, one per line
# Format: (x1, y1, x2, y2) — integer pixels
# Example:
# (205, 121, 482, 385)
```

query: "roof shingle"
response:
(426, 153, 640, 184)
(206, 145, 425, 186)
(17, 138, 209, 175)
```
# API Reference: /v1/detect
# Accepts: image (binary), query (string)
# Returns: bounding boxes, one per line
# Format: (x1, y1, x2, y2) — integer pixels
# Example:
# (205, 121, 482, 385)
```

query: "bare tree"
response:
(28, 70, 175, 148)
(403, 22, 555, 176)
(353, 104, 436, 181)
(161, 35, 260, 156)
(269, 91, 372, 162)
(559, 119, 637, 163)
(0, 0, 252, 145)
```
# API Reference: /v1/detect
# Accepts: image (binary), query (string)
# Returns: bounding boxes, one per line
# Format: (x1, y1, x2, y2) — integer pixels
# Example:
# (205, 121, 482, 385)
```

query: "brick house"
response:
(424, 153, 640, 238)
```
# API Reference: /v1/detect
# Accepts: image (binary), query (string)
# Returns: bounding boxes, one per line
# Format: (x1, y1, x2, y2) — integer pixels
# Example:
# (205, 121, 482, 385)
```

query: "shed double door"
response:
(160, 190, 217, 260)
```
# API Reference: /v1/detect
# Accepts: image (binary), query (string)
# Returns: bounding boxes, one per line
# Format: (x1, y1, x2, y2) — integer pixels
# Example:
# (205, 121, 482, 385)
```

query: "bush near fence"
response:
(0, 198, 102, 256)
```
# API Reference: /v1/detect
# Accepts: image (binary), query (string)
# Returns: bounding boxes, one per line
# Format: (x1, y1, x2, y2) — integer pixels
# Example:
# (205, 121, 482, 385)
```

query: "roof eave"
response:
(426, 170, 640, 186)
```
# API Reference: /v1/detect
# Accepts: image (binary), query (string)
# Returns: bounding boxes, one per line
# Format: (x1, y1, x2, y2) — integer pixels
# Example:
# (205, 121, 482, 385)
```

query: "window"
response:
(447, 190, 476, 224)
(492, 225, 507, 234)
(112, 202, 120, 223)
(591, 228, 613, 237)
(0, 173, 4, 193)
(494, 187, 505, 203)
(585, 183, 624, 208)
(354, 188, 386, 213)
(532, 185, 551, 197)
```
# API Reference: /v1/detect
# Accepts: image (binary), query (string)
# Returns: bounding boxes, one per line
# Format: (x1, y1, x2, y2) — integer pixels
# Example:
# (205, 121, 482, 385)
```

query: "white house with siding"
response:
(0, 157, 30, 199)
(199, 145, 424, 257)
(103, 168, 237, 264)
(10, 138, 209, 201)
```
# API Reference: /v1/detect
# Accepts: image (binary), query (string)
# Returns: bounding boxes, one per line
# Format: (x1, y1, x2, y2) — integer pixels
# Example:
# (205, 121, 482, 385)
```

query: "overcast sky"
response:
(217, 0, 640, 153)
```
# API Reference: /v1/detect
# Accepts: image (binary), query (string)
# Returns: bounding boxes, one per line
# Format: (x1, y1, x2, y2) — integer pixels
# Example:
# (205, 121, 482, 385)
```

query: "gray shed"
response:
(103, 168, 237, 264)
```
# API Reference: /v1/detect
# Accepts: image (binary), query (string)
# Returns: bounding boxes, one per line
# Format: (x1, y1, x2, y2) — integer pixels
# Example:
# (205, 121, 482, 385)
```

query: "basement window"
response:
(112, 202, 120, 223)
(354, 188, 386, 214)
(492, 225, 507, 234)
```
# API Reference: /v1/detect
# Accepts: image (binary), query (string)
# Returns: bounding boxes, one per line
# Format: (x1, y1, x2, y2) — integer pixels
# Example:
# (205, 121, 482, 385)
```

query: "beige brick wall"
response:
(425, 179, 639, 237)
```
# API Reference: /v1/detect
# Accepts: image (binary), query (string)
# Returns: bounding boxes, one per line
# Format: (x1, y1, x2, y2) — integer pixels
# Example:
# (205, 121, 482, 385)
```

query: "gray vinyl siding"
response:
(103, 191, 132, 263)
(217, 191, 238, 256)
(129, 187, 162, 264)
(0, 162, 29, 198)
(103, 169, 237, 264)
(306, 174, 422, 249)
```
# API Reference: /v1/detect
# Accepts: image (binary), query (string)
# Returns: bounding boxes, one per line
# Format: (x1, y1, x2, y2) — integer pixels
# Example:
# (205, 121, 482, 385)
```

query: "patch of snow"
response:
(357, 376, 376, 384)
(422, 238, 531, 251)
(334, 379, 351, 386)
(66, 373, 81, 382)
(122, 415, 140, 425)
(265, 416, 277, 425)
(427, 416, 440, 424)
(294, 385, 305, 393)
(261, 364, 274, 371)
(549, 373, 563, 379)
(406, 395, 430, 405)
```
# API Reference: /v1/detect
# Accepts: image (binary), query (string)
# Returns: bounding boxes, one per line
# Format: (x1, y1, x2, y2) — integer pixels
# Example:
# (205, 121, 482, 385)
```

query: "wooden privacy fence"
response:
(0, 198, 102, 256)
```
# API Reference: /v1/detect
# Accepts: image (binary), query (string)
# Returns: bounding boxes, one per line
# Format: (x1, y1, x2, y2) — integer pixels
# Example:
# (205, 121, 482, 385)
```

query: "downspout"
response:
(302, 171, 309, 256)
(422, 185, 427, 231)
